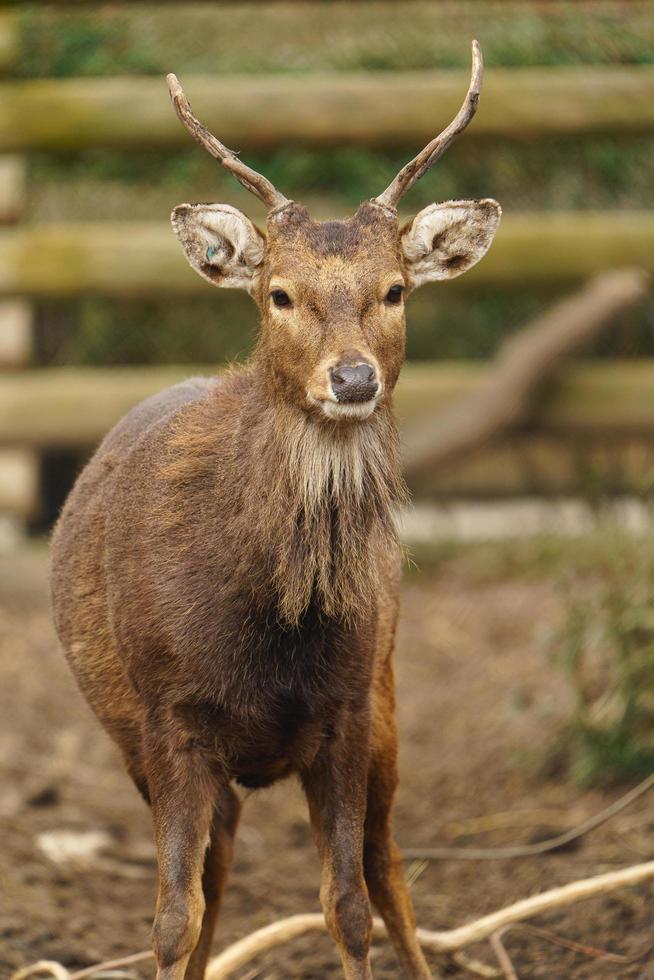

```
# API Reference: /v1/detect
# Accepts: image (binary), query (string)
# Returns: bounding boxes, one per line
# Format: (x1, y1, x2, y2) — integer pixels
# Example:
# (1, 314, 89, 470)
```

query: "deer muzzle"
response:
(329, 362, 379, 404)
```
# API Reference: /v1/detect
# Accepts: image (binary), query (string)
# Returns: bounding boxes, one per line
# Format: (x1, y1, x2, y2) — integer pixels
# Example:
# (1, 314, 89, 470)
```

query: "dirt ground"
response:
(1, 548, 653, 980)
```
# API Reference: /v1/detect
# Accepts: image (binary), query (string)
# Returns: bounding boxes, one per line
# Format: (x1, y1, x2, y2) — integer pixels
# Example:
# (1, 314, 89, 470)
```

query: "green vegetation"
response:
(18, 2, 654, 78)
(407, 526, 654, 584)
(35, 288, 649, 368)
(36, 296, 258, 366)
(410, 526, 654, 785)
(551, 546, 654, 785)
(29, 136, 654, 215)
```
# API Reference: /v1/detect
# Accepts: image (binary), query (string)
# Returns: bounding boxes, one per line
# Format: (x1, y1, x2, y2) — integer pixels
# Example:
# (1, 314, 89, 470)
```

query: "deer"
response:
(50, 41, 500, 980)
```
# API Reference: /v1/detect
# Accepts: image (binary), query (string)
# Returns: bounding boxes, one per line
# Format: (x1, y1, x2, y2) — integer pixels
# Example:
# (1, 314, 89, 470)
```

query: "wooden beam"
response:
(0, 67, 652, 153)
(0, 212, 652, 297)
(407, 433, 654, 499)
(0, 448, 39, 518)
(0, 361, 652, 450)
(0, 298, 33, 366)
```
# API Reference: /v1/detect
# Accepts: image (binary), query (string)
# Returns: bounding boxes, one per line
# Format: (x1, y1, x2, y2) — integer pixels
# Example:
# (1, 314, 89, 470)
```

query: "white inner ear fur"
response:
(401, 199, 501, 288)
(171, 203, 266, 293)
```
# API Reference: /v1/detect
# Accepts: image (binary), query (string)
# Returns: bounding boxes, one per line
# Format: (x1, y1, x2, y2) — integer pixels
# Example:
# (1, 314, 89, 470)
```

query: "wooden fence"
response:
(1, 66, 653, 151)
(1, 212, 652, 297)
(0, 12, 652, 525)
(6, 361, 654, 448)
(0, 145, 38, 523)
(1, 361, 653, 510)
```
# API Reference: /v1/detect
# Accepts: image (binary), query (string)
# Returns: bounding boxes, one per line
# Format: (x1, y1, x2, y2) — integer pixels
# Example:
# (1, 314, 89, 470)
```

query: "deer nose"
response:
(329, 362, 379, 404)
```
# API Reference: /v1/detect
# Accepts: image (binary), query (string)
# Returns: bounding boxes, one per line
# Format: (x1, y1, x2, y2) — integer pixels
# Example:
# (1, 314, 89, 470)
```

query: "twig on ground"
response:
(443, 808, 573, 839)
(10, 951, 153, 980)
(451, 951, 501, 977)
(490, 930, 519, 980)
(405, 858, 429, 887)
(507, 922, 651, 964)
(70, 953, 154, 980)
(11, 964, 72, 980)
(80, 972, 139, 979)
(403, 772, 654, 861)
(611, 829, 654, 860)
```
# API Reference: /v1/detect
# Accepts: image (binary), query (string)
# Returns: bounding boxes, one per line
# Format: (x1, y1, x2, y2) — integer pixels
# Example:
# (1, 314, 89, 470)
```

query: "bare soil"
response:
(1, 549, 653, 979)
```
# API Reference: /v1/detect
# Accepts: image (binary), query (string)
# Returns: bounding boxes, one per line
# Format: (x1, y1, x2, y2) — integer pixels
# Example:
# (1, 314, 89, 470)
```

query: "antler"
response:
(166, 73, 290, 211)
(374, 40, 484, 210)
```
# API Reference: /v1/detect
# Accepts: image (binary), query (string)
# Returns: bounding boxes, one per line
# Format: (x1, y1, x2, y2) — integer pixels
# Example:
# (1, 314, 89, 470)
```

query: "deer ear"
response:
(171, 203, 266, 292)
(400, 199, 501, 288)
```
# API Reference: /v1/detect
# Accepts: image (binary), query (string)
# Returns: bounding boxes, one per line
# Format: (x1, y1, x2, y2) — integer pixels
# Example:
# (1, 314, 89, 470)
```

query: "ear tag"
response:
(206, 245, 217, 261)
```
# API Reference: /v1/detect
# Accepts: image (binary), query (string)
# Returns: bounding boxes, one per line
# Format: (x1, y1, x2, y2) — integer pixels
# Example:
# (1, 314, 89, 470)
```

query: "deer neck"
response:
(241, 366, 406, 626)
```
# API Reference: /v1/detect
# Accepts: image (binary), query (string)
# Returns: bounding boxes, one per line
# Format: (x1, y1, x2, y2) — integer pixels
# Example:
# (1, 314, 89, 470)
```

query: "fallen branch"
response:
(402, 268, 650, 478)
(11, 860, 654, 980)
(202, 860, 654, 977)
(402, 771, 654, 861)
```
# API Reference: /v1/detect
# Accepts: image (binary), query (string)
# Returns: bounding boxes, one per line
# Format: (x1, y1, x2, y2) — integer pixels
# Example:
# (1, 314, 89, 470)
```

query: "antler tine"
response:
(166, 73, 290, 211)
(374, 40, 484, 210)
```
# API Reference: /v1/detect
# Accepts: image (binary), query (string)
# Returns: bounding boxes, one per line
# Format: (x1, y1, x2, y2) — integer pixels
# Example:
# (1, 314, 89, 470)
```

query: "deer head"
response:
(169, 42, 501, 423)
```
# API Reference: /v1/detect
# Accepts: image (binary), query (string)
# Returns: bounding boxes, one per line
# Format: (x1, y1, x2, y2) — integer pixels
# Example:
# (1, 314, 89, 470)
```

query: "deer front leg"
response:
(144, 718, 220, 980)
(364, 679, 434, 979)
(302, 709, 373, 980)
(184, 784, 241, 980)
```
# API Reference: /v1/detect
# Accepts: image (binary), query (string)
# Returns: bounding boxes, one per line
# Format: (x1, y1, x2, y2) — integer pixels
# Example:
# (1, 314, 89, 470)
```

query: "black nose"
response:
(329, 362, 379, 404)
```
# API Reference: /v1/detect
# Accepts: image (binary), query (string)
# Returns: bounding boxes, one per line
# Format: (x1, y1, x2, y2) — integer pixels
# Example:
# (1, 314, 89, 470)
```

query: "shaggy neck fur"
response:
(249, 393, 406, 626)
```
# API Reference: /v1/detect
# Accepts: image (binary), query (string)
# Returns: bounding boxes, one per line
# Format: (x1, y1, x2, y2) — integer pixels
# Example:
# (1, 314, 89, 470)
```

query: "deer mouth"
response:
(308, 393, 379, 421)
(322, 398, 378, 420)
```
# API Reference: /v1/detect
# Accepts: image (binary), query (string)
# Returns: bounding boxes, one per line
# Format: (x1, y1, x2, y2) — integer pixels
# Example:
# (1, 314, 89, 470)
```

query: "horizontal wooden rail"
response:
(0, 67, 653, 152)
(406, 433, 654, 499)
(0, 213, 652, 297)
(0, 361, 652, 451)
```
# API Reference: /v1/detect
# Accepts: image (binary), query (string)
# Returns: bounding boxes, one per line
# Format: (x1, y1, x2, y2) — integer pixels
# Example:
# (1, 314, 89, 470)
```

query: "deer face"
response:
(168, 41, 500, 422)
(260, 203, 404, 421)
(172, 197, 499, 421)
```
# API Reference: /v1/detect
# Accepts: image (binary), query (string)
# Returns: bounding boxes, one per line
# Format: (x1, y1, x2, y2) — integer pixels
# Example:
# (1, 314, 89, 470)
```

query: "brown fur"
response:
(50, 200, 466, 980)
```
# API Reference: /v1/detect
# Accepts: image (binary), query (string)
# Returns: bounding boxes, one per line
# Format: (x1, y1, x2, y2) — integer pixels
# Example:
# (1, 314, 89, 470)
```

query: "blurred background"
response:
(2, 3, 654, 978)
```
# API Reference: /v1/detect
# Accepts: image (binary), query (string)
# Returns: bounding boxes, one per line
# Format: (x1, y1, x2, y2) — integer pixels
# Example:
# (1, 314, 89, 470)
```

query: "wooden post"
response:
(0, 15, 36, 540)
(0, 150, 40, 537)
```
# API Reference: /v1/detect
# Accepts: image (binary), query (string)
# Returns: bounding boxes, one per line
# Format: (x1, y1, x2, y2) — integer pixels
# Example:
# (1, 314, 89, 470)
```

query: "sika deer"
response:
(51, 42, 500, 980)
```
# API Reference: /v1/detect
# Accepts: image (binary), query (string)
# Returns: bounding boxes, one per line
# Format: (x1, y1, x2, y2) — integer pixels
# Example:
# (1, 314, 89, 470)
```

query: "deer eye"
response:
(385, 284, 404, 305)
(271, 289, 292, 308)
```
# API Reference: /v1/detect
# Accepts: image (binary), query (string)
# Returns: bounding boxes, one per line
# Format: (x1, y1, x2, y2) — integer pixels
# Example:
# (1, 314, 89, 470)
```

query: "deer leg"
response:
(144, 720, 221, 980)
(302, 710, 373, 980)
(184, 784, 241, 980)
(363, 682, 434, 979)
